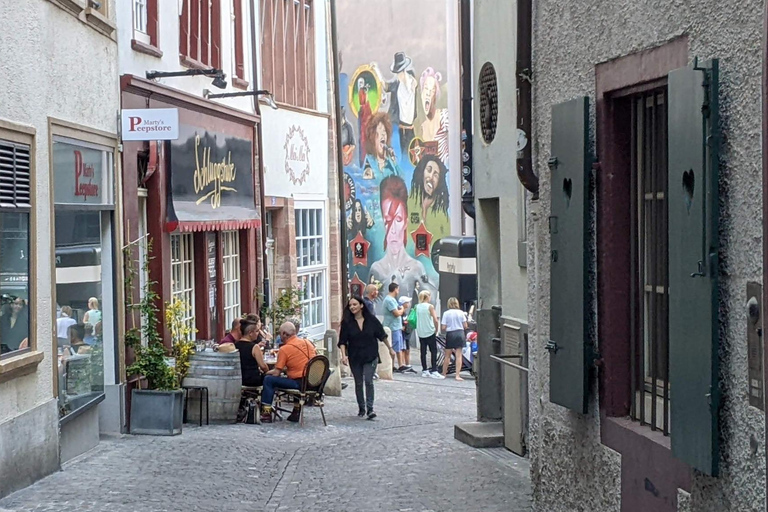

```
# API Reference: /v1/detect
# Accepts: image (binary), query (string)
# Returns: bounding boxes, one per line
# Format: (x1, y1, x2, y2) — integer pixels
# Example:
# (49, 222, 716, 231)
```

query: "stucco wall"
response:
(472, 0, 527, 322)
(0, 0, 118, 427)
(528, 1, 765, 511)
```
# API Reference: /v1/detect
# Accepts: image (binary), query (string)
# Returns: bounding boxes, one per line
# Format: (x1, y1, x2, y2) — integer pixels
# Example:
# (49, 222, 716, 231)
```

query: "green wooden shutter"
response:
(549, 97, 591, 414)
(668, 60, 720, 476)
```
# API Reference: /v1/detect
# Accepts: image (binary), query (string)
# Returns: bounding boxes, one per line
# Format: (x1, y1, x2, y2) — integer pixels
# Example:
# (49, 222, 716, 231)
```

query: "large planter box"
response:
(130, 389, 183, 436)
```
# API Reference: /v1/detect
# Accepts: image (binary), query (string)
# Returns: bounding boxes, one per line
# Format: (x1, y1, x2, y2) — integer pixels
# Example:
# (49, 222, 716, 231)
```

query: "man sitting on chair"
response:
(261, 322, 316, 423)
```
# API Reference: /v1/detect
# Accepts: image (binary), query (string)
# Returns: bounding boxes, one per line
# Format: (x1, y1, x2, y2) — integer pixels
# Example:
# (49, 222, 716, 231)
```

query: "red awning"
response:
(166, 218, 261, 233)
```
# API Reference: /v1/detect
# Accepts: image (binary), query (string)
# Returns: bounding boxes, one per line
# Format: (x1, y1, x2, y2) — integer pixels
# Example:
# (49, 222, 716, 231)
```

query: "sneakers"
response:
(358, 408, 366, 418)
(260, 406, 273, 424)
(373, 373, 379, 380)
(367, 411, 377, 420)
(395, 366, 406, 373)
(421, 370, 430, 377)
(403, 366, 418, 374)
(430, 371, 445, 379)
(287, 408, 301, 423)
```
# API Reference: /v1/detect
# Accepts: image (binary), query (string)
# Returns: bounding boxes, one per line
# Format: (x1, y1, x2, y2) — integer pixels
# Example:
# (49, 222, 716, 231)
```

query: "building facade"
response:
(117, 0, 264, 419)
(0, 0, 122, 497)
(335, 0, 465, 313)
(525, 1, 765, 511)
(256, 0, 344, 337)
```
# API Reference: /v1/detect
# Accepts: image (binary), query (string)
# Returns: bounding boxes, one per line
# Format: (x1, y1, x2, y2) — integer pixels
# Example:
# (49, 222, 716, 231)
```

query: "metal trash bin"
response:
(435, 236, 477, 314)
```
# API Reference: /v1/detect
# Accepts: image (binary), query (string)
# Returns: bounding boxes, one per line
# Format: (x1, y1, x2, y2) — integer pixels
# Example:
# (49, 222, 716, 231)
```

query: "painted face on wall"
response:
(375, 122, 388, 158)
(357, 77, 365, 90)
(423, 160, 440, 197)
(354, 201, 363, 223)
(383, 198, 406, 254)
(422, 76, 438, 118)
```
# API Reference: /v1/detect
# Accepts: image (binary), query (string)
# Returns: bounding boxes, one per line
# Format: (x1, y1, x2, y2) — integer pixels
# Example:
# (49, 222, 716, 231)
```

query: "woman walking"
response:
(415, 290, 443, 379)
(441, 297, 469, 380)
(339, 296, 388, 420)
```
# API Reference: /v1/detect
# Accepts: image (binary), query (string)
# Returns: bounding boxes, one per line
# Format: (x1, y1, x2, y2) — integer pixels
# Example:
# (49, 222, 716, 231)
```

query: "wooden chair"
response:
(275, 355, 331, 426)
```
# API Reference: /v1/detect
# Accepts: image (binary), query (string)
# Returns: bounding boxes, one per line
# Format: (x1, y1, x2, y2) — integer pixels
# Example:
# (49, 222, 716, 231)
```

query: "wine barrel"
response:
(183, 352, 242, 423)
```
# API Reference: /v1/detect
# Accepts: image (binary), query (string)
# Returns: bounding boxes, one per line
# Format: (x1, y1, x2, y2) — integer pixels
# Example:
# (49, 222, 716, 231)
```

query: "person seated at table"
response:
(260, 322, 316, 423)
(66, 324, 89, 355)
(220, 314, 261, 346)
(236, 320, 270, 387)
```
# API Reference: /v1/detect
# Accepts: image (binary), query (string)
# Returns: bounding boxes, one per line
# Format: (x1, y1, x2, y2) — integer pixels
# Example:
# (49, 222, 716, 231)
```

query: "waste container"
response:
(435, 236, 477, 314)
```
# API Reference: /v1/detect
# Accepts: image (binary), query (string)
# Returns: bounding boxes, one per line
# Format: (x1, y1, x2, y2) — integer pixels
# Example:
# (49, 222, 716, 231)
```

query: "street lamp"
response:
(146, 68, 228, 89)
(202, 89, 279, 110)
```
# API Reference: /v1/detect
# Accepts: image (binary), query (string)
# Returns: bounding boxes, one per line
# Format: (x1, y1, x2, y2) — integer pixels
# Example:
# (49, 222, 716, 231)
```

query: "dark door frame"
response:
(762, 0, 768, 505)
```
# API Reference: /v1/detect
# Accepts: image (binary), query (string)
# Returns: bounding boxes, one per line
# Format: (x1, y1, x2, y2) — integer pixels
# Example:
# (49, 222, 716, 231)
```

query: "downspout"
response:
(329, 0, 349, 299)
(516, 0, 538, 199)
(460, 0, 476, 220)
(762, 0, 768, 498)
(250, 0, 270, 307)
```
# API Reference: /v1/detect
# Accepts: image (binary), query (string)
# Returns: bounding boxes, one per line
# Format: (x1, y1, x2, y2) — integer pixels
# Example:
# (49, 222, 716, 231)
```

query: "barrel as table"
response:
(183, 352, 242, 423)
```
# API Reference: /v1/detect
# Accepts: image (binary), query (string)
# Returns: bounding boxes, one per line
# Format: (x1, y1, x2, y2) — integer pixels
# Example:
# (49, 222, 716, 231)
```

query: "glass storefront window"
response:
(0, 212, 30, 356)
(53, 138, 115, 417)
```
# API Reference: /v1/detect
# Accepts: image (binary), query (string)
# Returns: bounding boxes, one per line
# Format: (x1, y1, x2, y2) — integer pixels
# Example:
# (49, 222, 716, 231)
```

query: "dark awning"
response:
(166, 125, 260, 232)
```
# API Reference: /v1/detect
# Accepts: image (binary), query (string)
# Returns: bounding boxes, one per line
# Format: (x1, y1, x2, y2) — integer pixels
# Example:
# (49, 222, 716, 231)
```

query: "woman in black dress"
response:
(339, 295, 387, 420)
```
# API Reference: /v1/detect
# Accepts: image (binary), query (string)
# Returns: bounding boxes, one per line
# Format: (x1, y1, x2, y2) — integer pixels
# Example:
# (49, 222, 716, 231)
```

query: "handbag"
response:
(407, 307, 418, 329)
(243, 398, 260, 424)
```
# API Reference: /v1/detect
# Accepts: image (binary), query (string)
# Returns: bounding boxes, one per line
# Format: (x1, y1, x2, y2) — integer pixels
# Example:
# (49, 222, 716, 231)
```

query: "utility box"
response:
(436, 236, 477, 314)
(502, 319, 529, 456)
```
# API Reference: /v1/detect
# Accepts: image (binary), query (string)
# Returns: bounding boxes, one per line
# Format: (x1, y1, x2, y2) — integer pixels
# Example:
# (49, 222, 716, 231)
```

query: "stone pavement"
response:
(0, 368, 532, 512)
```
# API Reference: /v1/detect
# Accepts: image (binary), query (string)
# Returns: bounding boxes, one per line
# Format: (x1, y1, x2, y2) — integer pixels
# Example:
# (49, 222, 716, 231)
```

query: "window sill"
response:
(84, 7, 115, 36)
(180, 55, 212, 71)
(132, 39, 163, 59)
(232, 77, 249, 90)
(45, 0, 115, 40)
(603, 415, 671, 451)
(0, 350, 45, 384)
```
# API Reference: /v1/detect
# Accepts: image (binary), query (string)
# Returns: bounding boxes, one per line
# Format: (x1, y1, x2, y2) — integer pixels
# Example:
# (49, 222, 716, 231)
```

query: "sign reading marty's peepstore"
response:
(166, 125, 260, 232)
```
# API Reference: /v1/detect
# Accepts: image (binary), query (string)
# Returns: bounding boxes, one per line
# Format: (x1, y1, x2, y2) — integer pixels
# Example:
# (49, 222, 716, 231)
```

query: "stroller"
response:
(435, 333, 475, 377)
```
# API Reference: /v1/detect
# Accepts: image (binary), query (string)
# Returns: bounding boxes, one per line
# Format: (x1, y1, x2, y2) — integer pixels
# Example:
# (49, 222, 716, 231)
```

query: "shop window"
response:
(295, 206, 325, 337)
(179, 0, 222, 69)
(0, 139, 31, 358)
(630, 89, 670, 434)
(260, 0, 316, 108)
(52, 137, 115, 418)
(171, 233, 196, 339)
(222, 230, 241, 329)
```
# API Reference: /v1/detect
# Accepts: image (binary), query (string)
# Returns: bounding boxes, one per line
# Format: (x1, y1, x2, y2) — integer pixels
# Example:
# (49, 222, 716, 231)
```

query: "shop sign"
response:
(167, 125, 259, 227)
(284, 125, 310, 185)
(121, 108, 179, 141)
(53, 141, 113, 206)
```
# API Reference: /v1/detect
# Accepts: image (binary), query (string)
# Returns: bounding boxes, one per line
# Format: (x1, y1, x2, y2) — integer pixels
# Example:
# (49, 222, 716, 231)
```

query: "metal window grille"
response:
(133, 0, 148, 33)
(630, 88, 670, 435)
(171, 233, 196, 339)
(0, 140, 31, 209)
(295, 207, 325, 333)
(222, 231, 241, 329)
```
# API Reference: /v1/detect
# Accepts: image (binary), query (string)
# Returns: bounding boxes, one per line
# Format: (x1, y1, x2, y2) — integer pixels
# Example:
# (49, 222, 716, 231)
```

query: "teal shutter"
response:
(549, 97, 591, 414)
(668, 60, 720, 476)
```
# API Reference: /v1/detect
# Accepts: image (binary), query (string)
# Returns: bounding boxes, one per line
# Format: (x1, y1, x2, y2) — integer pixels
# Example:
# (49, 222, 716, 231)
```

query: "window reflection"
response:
(0, 212, 30, 356)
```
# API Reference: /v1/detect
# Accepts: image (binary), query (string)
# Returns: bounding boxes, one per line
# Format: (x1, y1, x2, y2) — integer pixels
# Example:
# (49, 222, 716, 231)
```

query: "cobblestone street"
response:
(0, 370, 532, 512)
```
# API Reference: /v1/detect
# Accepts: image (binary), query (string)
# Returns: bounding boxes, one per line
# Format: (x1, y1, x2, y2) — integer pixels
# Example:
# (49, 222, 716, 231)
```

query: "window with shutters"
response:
(179, 0, 222, 69)
(260, 0, 316, 109)
(231, 0, 247, 88)
(133, 0, 159, 51)
(0, 139, 31, 359)
(630, 88, 670, 435)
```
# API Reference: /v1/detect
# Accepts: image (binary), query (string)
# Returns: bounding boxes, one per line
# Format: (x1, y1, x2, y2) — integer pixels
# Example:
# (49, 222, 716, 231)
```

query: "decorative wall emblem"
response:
(284, 125, 311, 185)
(411, 222, 433, 259)
(350, 231, 371, 266)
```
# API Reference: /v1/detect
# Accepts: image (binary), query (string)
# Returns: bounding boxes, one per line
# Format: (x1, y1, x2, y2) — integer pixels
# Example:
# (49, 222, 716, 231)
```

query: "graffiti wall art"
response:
(340, 49, 452, 315)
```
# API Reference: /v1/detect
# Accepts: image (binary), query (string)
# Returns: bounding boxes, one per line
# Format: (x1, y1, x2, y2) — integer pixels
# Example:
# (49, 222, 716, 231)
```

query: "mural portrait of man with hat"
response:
(373, 51, 419, 156)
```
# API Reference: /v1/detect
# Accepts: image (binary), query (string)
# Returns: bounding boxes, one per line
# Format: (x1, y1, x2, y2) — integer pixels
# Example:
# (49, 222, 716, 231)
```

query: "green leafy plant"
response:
(124, 237, 176, 391)
(165, 297, 197, 387)
(263, 287, 303, 336)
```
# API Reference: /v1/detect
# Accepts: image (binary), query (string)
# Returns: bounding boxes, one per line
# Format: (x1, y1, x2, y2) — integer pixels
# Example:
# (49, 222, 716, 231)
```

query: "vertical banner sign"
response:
(207, 233, 218, 335)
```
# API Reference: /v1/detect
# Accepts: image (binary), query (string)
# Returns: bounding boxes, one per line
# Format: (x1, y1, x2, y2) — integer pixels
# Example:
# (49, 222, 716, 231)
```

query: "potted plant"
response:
(263, 287, 303, 339)
(124, 238, 194, 436)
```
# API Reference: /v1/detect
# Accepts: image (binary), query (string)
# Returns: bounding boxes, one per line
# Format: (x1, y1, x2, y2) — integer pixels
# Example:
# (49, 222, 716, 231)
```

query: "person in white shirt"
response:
(57, 306, 77, 346)
(440, 297, 469, 381)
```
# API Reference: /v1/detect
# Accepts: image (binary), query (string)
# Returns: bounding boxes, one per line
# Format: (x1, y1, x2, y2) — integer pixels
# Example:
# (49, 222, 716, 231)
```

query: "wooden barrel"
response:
(182, 352, 242, 423)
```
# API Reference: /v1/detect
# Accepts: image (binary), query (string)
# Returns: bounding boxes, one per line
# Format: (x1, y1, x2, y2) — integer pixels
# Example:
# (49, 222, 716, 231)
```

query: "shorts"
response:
(390, 329, 406, 352)
(445, 330, 465, 350)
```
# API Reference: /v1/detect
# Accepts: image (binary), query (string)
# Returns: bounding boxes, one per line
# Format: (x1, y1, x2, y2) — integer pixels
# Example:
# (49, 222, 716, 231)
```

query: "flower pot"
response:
(130, 389, 183, 436)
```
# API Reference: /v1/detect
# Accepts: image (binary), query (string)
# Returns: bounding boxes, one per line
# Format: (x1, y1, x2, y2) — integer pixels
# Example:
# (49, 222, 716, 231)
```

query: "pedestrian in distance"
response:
(415, 290, 443, 379)
(441, 297, 469, 380)
(339, 295, 388, 420)
(383, 282, 415, 373)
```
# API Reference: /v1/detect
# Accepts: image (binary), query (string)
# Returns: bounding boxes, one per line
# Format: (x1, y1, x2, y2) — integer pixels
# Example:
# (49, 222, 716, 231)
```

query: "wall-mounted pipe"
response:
(516, 0, 538, 199)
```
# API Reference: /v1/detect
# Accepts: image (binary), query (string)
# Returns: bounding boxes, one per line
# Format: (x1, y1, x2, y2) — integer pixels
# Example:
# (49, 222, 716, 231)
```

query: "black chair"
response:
(181, 385, 209, 426)
(275, 355, 331, 426)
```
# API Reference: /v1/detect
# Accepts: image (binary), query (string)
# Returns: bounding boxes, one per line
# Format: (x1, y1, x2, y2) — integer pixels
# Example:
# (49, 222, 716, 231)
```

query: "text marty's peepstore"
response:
(121, 76, 263, 372)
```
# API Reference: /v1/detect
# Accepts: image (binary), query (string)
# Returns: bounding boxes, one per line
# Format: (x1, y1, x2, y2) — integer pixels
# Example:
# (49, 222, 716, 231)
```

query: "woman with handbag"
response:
(414, 290, 443, 379)
(339, 295, 388, 420)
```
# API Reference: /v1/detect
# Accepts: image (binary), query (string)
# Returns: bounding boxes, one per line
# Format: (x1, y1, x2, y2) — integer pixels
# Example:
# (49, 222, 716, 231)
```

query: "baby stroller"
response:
(435, 333, 475, 377)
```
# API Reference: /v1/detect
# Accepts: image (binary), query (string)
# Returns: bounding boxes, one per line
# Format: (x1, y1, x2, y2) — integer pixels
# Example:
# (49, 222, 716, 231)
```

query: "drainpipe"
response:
(329, 0, 349, 299)
(250, 0, 270, 308)
(516, 0, 538, 199)
(460, 0, 476, 220)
